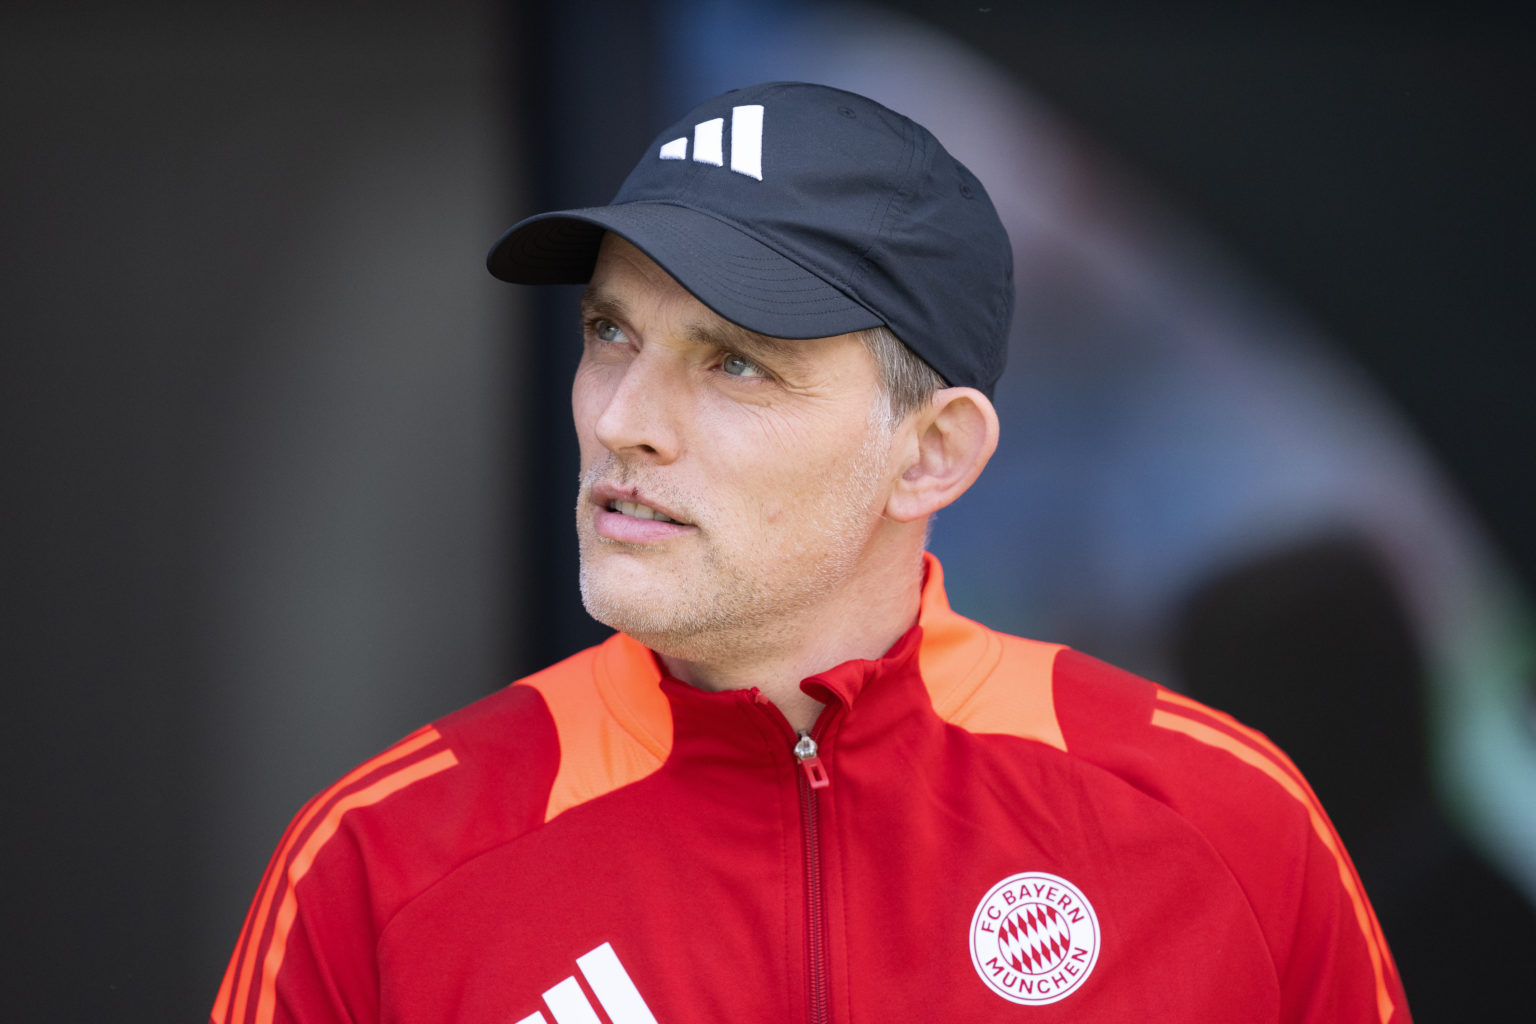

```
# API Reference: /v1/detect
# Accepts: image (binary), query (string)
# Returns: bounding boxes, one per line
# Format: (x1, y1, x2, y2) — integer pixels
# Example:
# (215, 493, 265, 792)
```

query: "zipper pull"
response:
(794, 731, 830, 789)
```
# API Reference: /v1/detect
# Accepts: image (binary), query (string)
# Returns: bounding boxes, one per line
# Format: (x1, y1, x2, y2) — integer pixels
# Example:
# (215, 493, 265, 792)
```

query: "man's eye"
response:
(722, 354, 766, 378)
(592, 319, 626, 343)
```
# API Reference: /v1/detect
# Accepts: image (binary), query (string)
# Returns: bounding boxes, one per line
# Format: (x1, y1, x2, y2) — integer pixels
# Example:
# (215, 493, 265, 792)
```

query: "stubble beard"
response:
(576, 408, 894, 664)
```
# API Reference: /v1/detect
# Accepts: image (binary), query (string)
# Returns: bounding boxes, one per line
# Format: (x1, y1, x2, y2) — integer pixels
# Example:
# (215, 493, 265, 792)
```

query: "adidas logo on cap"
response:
(658, 104, 763, 180)
(488, 82, 1015, 398)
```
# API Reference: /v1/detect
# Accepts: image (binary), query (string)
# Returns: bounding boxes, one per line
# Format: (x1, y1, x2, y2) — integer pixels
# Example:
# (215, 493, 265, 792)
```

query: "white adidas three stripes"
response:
(658, 104, 764, 180)
(514, 942, 660, 1024)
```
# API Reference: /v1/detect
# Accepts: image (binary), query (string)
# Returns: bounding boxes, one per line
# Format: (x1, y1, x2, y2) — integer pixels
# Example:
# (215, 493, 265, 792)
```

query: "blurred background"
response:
(4, 1, 1532, 1018)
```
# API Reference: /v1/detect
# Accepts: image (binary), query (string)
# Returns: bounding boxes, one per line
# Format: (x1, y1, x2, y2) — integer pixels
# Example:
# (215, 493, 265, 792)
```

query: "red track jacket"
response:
(213, 555, 1409, 1023)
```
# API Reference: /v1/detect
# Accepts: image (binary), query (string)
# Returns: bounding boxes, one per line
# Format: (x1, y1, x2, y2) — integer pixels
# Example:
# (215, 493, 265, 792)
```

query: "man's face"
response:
(572, 234, 901, 664)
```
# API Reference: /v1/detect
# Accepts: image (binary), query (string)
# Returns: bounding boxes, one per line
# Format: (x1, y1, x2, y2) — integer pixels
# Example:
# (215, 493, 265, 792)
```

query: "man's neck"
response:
(657, 552, 925, 732)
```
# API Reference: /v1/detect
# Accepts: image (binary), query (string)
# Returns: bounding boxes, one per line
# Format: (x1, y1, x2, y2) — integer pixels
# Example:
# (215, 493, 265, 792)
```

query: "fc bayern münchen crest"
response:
(969, 871, 1101, 1005)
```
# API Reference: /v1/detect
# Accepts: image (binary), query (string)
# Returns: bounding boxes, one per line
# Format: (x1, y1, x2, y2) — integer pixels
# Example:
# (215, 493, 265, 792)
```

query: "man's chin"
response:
(579, 564, 737, 658)
(580, 593, 701, 658)
(580, 561, 683, 633)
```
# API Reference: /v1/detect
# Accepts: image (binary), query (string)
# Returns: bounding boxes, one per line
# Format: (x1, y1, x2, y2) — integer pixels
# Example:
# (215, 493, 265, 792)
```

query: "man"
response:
(212, 82, 1410, 1023)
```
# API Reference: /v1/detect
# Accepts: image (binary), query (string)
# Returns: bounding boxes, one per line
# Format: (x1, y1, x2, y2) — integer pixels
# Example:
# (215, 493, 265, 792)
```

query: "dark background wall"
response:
(3, 2, 1530, 1019)
(4, 3, 520, 1016)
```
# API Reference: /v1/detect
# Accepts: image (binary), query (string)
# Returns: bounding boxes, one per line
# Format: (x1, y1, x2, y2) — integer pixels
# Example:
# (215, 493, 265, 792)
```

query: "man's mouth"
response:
(608, 498, 683, 525)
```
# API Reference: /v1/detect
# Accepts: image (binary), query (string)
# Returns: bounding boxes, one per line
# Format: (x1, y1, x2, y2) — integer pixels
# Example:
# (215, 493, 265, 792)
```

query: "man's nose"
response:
(592, 354, 682, 462)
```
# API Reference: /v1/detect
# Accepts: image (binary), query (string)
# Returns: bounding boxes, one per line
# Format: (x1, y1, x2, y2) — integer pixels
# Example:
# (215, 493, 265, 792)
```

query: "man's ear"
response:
(885, 387, 999, 523)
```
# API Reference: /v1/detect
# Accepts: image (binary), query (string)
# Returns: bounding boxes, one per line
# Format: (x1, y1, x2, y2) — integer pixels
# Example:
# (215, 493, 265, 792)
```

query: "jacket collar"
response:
(591, 552, 1006, 738)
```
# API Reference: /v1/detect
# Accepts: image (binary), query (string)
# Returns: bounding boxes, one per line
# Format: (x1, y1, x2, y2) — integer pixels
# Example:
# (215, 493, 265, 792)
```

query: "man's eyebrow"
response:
(683, 317, 810, 372)
(578, 289, 627, 324)
(581, 283, 811, 372)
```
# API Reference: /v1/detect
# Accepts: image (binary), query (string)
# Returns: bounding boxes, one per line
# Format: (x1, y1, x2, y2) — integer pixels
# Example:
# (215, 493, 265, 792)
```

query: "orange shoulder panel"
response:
(519, 633, 673, 823)
(916, 553, 1067, 752)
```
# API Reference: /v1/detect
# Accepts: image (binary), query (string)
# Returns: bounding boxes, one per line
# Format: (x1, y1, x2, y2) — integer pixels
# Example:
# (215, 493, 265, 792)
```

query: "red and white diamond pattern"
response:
(996, 902, 1073, 975)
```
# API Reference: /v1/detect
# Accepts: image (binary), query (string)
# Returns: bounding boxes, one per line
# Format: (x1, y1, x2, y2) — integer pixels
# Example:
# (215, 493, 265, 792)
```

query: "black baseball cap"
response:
(487, 81, 1013, 398)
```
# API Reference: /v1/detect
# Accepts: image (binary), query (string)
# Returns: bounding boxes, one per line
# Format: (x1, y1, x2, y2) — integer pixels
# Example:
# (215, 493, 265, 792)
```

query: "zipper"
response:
(795, 729, 830, 1024)
(794, 730, 830, 790)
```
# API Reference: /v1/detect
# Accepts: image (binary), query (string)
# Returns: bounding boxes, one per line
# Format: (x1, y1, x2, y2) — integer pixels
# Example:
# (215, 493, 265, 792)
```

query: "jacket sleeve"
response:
(1052, 650, 1411, 1022)
(209, 726, 461, 1024)
(209, 806, 378, 1023)
(1145, 689, 1412, 1023)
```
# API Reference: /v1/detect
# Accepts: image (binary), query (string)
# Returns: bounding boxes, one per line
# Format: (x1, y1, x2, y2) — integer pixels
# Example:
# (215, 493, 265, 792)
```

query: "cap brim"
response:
(486, 202, 884, 341)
